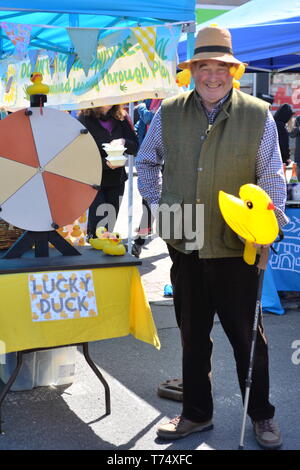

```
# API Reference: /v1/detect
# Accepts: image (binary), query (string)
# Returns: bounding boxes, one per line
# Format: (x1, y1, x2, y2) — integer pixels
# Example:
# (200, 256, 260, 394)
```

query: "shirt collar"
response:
(195, 89, 232, 121)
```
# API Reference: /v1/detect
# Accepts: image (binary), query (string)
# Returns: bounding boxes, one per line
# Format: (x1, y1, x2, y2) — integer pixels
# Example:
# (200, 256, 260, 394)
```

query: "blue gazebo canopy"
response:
(178, 0, 300, 72)
(0, 1, 195, 56)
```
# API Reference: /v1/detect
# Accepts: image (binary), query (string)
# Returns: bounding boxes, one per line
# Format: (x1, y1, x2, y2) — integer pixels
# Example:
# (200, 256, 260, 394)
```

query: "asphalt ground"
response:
(0, 175, 299, 452)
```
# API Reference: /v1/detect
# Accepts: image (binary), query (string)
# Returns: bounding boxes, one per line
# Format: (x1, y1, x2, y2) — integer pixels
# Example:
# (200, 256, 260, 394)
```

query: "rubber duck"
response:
(218, 184, 279, 265)
(102, 232, 126, 256)
(89, 226, 110, 250)
(102, 242, 126, 256)
(95, 226, 109, 238)
(26, 72, 50, 96)
(176, 69, 191, 88)
(229, 63, 246, 90)
(89, 237, 108, 250)
(232, 78, 240, 89)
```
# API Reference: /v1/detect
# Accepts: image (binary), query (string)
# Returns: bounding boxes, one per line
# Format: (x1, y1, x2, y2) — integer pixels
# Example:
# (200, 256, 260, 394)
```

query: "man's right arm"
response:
(135, 109, 165, 206)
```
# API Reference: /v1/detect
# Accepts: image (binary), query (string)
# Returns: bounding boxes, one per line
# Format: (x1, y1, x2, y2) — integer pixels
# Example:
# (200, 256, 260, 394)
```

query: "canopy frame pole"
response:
(69, 13, 79, 28)
(0, 27, 2, 60)
(127, 102, 135, 253)
(182, 22, 195, 90)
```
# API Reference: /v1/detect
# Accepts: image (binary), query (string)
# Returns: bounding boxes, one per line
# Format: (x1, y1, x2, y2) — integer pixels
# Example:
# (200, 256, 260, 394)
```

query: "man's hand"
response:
(253, 242, 272, 249)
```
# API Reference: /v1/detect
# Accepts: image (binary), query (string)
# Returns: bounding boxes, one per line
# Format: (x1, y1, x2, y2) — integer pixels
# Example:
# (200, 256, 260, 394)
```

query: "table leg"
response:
(0, 351, 23, 433)
(81, 343, 111, 415)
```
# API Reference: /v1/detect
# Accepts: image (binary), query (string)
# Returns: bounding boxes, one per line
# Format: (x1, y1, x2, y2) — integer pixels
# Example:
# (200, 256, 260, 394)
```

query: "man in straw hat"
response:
(136, 26, 287, 449)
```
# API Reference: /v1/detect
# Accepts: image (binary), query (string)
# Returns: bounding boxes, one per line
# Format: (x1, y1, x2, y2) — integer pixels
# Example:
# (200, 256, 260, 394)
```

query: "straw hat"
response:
(178, 26, 243, 70)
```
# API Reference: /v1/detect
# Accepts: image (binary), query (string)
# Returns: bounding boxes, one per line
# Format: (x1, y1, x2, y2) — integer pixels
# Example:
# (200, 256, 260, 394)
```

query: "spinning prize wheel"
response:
(0, 107, 102, 257)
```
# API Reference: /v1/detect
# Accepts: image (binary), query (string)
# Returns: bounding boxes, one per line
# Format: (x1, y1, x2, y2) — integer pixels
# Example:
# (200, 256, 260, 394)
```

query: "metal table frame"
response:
(0, 342, 110, 433)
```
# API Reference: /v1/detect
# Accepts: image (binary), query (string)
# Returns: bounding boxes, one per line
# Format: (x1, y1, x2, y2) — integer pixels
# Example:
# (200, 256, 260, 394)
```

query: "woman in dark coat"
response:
(78, 105, 138, 238)
(274, 103, 294, 164)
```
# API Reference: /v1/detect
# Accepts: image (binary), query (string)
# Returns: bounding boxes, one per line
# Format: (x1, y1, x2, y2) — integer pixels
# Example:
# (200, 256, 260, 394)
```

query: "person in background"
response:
(289, 115, 300, 180)
(132, 99, 162, 258)
(0, 107, 7, 119)
(274, 103, 294, 164)
(78, 105, 138, 238)
(136, 25, 288, 449)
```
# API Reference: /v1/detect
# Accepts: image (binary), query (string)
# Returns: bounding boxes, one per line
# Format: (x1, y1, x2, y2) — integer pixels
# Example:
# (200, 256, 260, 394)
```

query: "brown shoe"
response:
(253, 418, 283, 449)
(157, 415, 213, 440)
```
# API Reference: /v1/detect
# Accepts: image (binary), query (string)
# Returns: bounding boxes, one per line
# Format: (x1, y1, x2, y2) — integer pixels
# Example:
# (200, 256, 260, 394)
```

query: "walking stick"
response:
(238, 246, 269, 450)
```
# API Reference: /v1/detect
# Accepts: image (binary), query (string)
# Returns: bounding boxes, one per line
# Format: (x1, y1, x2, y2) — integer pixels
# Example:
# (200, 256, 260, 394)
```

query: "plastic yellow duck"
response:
(232, 78, 240, 89)
(176, 69, 191, 88)
(103, 243, 126, 256)
(89, 227, 110, 250)
(27, 72, 49, 96)
(219, 184, 279, 265)
(102, 232, 126, 256)
(95, 226, 108, 238)
(89, 226, 110, 250)
(89, 226, 126, 255)
(229, 63, 246, 90)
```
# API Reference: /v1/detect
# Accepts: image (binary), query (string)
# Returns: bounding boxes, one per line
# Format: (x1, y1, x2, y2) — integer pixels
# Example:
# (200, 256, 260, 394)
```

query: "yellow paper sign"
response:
(29, 270, 98, 322)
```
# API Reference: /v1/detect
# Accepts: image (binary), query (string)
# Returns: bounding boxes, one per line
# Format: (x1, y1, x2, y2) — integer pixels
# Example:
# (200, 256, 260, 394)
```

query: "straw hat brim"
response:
(178, 52, 243, 70)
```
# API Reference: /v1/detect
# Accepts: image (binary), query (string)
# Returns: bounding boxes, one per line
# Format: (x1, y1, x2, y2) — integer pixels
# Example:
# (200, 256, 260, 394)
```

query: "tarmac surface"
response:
(0, 175, 300, 451)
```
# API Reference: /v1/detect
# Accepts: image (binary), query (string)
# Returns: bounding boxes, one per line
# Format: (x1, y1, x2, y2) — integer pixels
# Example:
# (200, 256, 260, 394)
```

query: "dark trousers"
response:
(167, 244, 275, 423)
(87, 183, 125, 237)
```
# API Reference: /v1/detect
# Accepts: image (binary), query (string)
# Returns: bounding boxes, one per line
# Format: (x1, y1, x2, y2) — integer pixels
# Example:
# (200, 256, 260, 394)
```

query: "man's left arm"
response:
(256, 110, 289, 228)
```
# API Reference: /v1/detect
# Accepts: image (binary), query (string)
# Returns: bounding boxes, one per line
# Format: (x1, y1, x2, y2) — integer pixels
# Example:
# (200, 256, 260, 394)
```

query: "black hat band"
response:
(194, 45, 233, 55)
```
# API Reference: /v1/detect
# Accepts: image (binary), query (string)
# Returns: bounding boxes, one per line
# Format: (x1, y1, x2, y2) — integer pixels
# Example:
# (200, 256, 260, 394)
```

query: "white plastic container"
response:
(105, 155, 127, 167)
(0, 346, 77, 391)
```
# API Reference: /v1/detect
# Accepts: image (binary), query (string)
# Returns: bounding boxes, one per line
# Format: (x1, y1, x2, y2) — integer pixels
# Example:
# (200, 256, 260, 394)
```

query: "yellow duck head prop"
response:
(27, 72, 50, 96)
(219, 184, 279, 265)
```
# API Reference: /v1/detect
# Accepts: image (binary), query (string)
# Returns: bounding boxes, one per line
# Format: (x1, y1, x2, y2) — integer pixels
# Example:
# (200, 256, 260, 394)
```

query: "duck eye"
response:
(246, 201, 253, 209)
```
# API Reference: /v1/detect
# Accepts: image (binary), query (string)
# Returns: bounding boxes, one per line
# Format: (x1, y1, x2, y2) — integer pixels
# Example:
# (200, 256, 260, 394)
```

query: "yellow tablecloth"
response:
(0, 266, 160, 353)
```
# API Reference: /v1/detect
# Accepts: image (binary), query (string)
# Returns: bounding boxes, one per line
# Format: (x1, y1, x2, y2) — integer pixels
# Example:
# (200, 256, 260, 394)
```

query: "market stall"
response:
(0, 1, 196, 429)
(0, 0, 196, 251)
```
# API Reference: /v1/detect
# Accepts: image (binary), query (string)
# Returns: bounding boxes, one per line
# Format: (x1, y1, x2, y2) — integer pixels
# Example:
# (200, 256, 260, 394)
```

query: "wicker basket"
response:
(0, 219, 24, 250)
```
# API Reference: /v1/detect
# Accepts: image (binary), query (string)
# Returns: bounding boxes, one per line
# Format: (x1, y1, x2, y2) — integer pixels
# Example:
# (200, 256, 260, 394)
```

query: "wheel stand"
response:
(2, 230, 81, 259)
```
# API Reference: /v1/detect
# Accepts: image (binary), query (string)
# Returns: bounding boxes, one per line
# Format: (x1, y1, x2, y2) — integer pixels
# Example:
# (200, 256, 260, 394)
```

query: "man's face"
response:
(190, 59, 232, 108)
